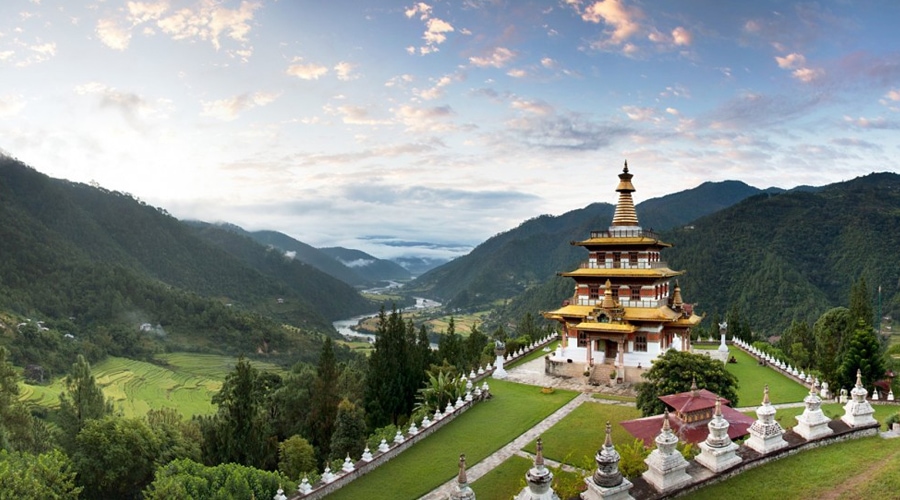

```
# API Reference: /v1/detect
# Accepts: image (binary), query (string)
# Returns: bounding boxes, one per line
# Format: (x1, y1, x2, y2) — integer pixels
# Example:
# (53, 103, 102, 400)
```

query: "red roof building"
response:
(621, 387, 754, 446)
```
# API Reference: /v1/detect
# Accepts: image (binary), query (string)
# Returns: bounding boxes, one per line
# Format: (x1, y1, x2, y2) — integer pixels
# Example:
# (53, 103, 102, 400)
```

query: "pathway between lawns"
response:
(419, 391, 592, 500)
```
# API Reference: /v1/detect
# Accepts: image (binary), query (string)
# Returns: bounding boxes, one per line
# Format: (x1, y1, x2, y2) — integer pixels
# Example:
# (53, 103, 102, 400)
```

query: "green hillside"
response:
(0, 156, 374, 373)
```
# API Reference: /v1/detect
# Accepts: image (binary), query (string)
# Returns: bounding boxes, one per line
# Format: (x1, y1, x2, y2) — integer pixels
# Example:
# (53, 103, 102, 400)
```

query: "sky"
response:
(1, 1, 899, 261)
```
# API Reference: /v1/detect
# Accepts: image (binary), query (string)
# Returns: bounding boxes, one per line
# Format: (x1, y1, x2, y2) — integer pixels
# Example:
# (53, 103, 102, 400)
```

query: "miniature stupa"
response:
(794, 381, 834, 440)
(514, 438, 559, 500)
(642, 410, 692, 493)
(841, 369, 877, 428)
(745, 385, 787, 454)
(582, 421, 634, 500)
(695, 398, 742, 472)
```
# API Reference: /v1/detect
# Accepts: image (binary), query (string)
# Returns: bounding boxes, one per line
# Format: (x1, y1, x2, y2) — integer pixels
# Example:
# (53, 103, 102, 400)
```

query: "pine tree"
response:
(849, 276, 874, 329)
(329, 399, 367, 461)
(365, 306, 409, 428)
(838, 319, 885, 392)
(308, 338, 340, 464)
(57, 354, 113, 453)
(813, 307, 853, 388)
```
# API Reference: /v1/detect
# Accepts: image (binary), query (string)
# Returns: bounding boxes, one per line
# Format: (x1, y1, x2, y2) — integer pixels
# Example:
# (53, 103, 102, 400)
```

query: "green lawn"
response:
(471, 455, 531, 500)
(506, 340, 560, 369)
(327, 380, 578, 500)
(689, 435, 900, 499)
(724, 346, 808, 407)
(521, 402, 641, 466)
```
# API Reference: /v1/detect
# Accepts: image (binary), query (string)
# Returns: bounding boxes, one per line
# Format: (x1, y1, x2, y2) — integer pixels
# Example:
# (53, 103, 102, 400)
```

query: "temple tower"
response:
(695, 398, 742, 472)
(642, 411, 692, 493)
(841, 369, 877, 428)
(794, 381, 834, 440)
(745, 385, 787, 454)
(543, 162, 702, 381)
(514, 438, 559, 500)
(582, 421, 634, 500)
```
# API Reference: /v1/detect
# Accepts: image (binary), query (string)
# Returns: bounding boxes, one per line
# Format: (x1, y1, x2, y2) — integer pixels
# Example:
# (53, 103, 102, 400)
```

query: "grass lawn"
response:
(327, 380, 578, 500)
(471, 455, 531, 499)
(19, 353, 286, 418)
(689, 435, 900, 499)
(591, 393, 636, 403)
(725, 346, 808, 407)
(506, 341, 560, 369)
(521, 402, 641, 466)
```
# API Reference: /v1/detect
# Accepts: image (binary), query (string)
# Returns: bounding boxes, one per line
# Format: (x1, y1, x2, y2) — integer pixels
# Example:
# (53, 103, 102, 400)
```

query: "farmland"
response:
(19, 353, 288, 418)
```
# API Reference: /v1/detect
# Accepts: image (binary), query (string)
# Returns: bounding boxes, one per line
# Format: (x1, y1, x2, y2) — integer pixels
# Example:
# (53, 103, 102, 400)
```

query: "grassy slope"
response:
(327, 380, 578, 500)
(724, 346, 809, 406)
(19, 353, 287, 418)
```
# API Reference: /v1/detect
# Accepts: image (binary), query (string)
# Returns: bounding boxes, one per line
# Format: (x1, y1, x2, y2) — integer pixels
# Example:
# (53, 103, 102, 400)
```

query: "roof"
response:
(573, 322, 635, 334)
(620, 405, 754, 446)
(572, 237, 672, 248)
(659, 388, 729, 414)
(543, 304, 703, 326)
(560, 268, 684, 279)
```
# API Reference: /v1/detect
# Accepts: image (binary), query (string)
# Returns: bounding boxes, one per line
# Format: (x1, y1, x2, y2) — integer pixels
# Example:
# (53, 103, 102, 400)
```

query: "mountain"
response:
(240, 229, 368, 287)
(0, 157, 374, 372)
(665, 172, 900, 335)
(410, 180, 767, 310)
(318, 247, 412, 282)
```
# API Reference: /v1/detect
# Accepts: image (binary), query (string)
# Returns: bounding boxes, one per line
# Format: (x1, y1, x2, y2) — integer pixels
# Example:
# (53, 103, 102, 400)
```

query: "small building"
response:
(620, 385, 754, 446)
(543, 162, 702, 381)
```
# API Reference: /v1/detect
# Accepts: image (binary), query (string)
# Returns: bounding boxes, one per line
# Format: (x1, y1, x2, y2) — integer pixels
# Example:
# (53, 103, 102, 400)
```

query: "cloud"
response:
(621, 105, 658, 122)
(0, 94, 25, 118)
(393, 104, 456, 132)
(415, 74, 457, 100)
(333, 61, 357, 81)
(775, 53, 806, 69)
(773, 52, 824, 83)
(791, 67, 824, 83)
(328, 105, 391, 126)
(506, 68, 527, 78)
(885, 89, 900, 101)
(842, 115, 900, 129)
(671, 26, 692, 46)
(200, 91, 280, 121)
(706, 91, 823, 129)
(74, 82, 173, 125)
(580, 0, 642, 45)
(469, 47, 516, 68)
(286, 58, 329, 80)
(155, 0, 260, 50)
(502, 112, 632, 150)
(405, 3, 454, 54)
(510, 98, 553, 115)
(96, 18, 132, 50)
(340, 258, 374, 268)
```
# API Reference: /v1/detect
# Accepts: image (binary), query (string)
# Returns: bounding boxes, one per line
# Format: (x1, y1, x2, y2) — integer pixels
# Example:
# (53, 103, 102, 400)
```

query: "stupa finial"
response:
(535, 437, 545, 468)
(762, 384, 770, 405)
(457, 454, 468, 485)
(623, 159, 629, 173)
(611, 161, 639, 227)
(662, 409, 672, 433)
(714, 397, 722, 417)
(856, 368, 863, 388)
(604, 420, 613, 448)
(690, 376, 698, 395)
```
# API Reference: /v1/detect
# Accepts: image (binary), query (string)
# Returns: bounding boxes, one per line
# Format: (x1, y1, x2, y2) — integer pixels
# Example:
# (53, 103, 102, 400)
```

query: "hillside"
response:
(242, 229, 368, 286)
(0, 157, 373, 373)
(666, 172, 900, 335)
(410, 180, 766, 311)
(318, 247, 412, 282)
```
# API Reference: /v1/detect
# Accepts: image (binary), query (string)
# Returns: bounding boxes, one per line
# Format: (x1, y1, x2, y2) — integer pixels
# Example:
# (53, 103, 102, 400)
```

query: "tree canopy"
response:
(635, 350, 739, 417)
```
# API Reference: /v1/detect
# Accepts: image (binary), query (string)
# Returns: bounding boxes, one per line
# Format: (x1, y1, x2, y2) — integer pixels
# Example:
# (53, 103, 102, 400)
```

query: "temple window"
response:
(629, 251, 638, 266)
(612, 252, 621, 266)
(631, 287, 641, 301)
(589, 285, 599, 300)
(577, 331, 588, 347)
(635, 335, 648, 352)
(611, 287, 619, 299)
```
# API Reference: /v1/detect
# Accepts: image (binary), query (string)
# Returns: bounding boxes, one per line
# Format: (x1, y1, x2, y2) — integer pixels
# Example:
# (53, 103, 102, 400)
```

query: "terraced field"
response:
(19, 353, 287, 418)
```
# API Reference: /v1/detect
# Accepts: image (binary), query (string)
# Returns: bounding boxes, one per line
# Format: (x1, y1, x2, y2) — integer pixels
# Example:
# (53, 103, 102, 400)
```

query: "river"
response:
(332, 296, 442, 343)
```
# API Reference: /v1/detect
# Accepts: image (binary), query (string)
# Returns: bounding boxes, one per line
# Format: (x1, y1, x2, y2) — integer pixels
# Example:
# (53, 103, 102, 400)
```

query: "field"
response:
(19, 353, 287, 418)
(723, 346, 809, 406)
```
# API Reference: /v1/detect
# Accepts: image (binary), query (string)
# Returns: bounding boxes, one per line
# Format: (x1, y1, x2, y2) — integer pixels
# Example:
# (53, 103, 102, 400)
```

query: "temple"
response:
(543, 162, 702, 381)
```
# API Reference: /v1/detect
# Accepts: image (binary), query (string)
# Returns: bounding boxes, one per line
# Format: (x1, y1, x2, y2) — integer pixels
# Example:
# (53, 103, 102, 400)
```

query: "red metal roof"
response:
(659, 388, 729, 415)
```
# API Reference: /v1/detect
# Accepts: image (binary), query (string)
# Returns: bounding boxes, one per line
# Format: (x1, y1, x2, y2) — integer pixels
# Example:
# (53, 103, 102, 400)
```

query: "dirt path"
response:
(818, 448, 900, 500)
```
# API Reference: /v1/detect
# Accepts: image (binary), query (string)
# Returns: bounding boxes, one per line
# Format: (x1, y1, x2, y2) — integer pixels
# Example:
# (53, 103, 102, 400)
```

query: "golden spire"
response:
(714, 397, 722, 417)
(601, 279, 617, 309)
(672, 281, 684, 309)
(604, 420, 613, 448)
(762, 384, 770, 405)
(611, 160, 640, 227)
(457, 454, 468, 485)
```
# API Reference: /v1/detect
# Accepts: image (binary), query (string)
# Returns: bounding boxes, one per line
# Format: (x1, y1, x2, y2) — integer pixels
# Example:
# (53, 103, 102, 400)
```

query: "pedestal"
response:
(695, 441, 741, 473)
(581, 477, 634, 500)
(841, 399, 877, 427)
(642, 450, 692, 493)
(794, 409, 834, 440)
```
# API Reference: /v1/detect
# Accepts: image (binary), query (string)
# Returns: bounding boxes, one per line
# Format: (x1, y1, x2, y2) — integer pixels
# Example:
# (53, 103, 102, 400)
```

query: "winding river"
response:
(332, 296, 441, 343)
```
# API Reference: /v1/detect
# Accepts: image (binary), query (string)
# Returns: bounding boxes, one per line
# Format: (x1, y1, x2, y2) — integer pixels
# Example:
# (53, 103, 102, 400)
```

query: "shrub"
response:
(885, 411, 900, 431)
(616, 438, 650, 478)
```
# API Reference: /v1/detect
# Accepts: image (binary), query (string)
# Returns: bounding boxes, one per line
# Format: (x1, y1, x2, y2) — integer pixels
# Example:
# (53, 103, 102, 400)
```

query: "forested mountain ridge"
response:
(318, 247, 412, 282)
(0, 157, 374, 372)
(409, 179, 768, 310)
(666, 171, 900, 335)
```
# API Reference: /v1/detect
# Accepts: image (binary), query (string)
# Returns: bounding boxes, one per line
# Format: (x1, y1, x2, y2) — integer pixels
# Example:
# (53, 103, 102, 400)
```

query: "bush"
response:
(885, 411, 900, 431)
(616, 438, 650, 479)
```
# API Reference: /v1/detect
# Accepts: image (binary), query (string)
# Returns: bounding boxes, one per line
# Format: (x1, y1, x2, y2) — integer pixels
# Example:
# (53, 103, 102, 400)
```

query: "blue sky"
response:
(1, 1, 898, 260)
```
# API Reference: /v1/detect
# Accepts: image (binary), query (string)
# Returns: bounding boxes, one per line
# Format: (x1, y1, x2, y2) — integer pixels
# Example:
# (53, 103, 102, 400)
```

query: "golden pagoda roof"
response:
(575, 322, 636, 333)
(560, 268, 684, 279)
(572, 235, 672, 248)
(611, 161, 640, 227)
(543, 304, 703, 326)
(542, 304, 596, 320)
